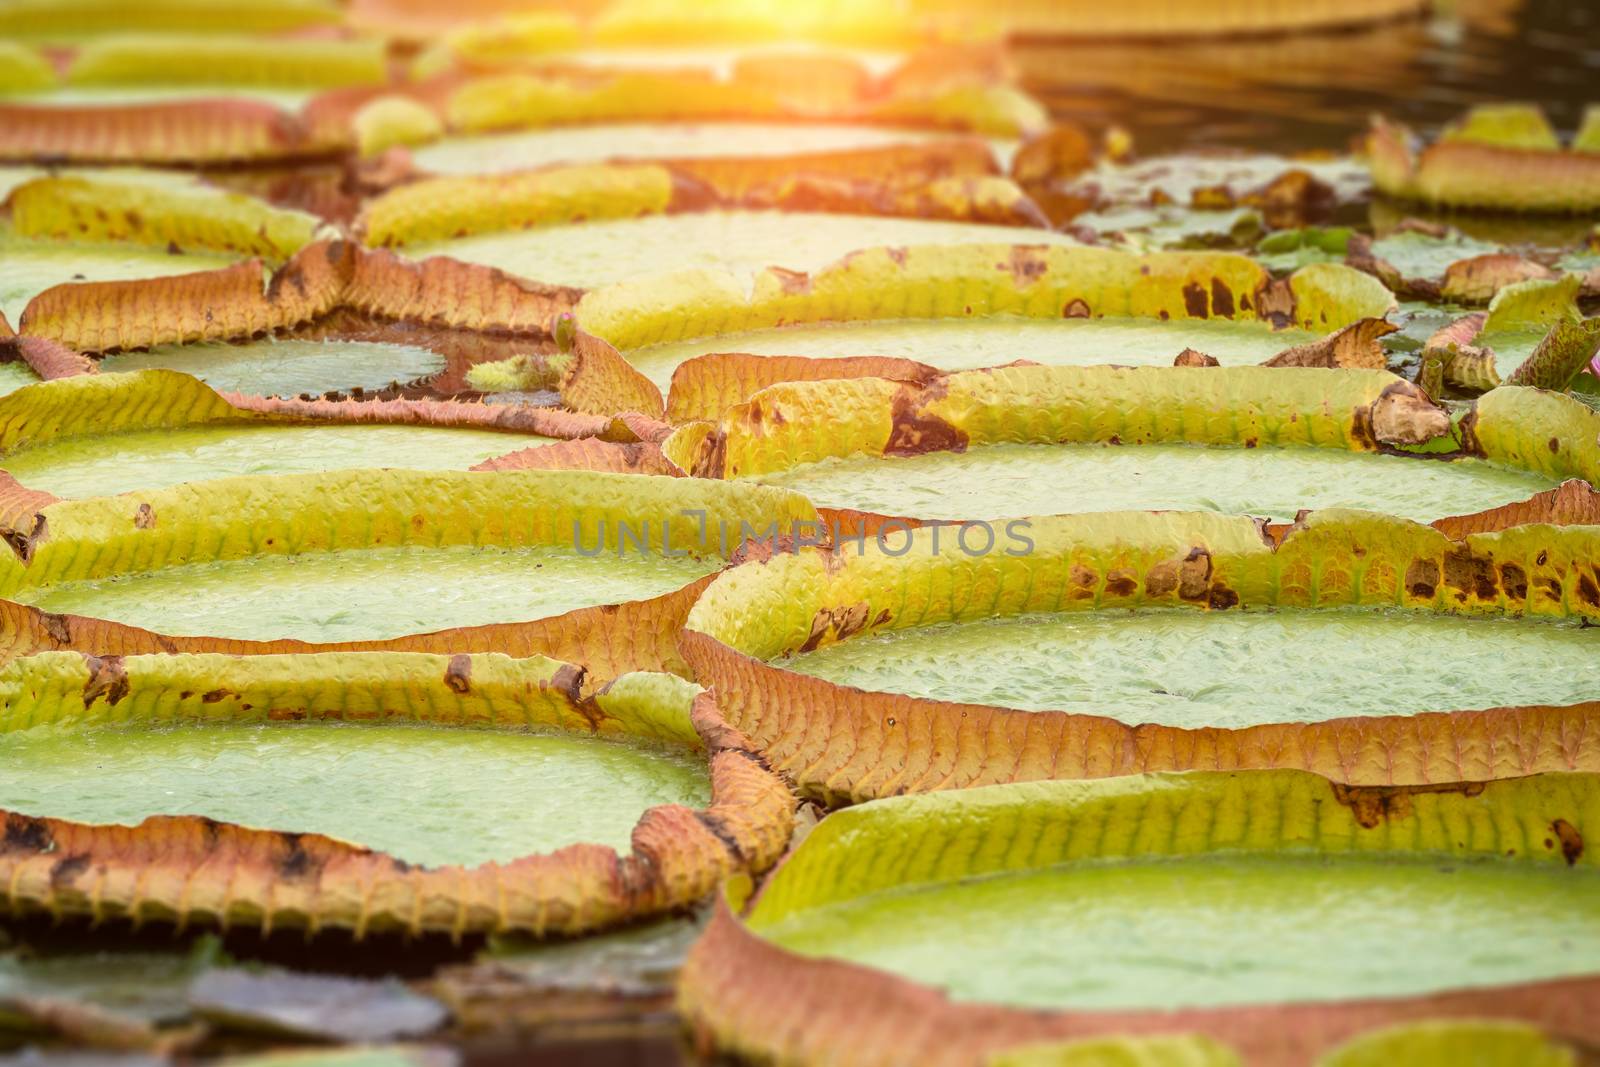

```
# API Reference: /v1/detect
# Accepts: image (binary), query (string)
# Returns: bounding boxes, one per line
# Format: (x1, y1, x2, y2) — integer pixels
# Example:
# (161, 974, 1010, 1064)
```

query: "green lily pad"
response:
(99, 339, 449, 398)
(409, 211, 1079, 290)
(629, 316, 1317, 391)
(1368, 229, 1501, 281)
(0, 719, 710, 865)
(13, 543, 718, 643)
(0, 362, 40, 397)
(0, 235, 236, 328)
(412, 122, 996, 176)
(755, 850, 1600, 1011)
(0, 423, 541, 498)
(781, 607, 1600, 728)
(752, 442, 1555, 524)
(4, 86, 319, 110)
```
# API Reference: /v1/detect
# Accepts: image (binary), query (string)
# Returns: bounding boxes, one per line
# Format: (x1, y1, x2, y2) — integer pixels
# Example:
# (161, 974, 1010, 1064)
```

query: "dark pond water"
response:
(1017, 0, 1599, 154)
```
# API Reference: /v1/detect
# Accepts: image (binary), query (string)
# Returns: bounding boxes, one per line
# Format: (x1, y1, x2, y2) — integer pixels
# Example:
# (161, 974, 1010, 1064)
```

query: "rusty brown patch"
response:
(1006, 245, 1049, 285)
(1069, 563, 1099, 598)
(134, 503, 156, 529)
(81, 654, 129, 708)
(770, 267, 811, 295)
(39, 611, 71, 645)
(444, 654, 472, 694)
(885, 380, 968, 457)
(1210, 279, 1235, 319)
(1499, 563, 1529, 600)
(799, 602, 872, 653)
(1178, 547, 1213, 601)
(692, 429, 728, 479)
(1173, 348, 1219, 368)
(276, 833, 320, 881)
(1254, 277, 1296, 329)
(1551, 819, 1584, 866)
(1579, 573, 1600, 609)
(200, 689, 233, 703)
(49, 853, 90, 889)
(551, 663, 586, 705)
(1405, 557, 1440, 599)
(1105, 571, 1138, 598)
(1, 816, 53, 855)
(1182, 282, 1208, 319)
(1061, 297, 1091, 318)
(1442, 548, 1499, 603)
(1331, 781, 1486, 829)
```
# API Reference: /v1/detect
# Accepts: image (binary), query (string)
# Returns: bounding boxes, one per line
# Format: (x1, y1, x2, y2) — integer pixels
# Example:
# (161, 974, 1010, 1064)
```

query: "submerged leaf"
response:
(188, 970, 446, 1043)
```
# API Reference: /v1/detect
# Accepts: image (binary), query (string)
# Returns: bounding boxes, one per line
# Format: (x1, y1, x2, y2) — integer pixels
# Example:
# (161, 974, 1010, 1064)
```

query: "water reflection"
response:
(1017, 0, 1595, 153)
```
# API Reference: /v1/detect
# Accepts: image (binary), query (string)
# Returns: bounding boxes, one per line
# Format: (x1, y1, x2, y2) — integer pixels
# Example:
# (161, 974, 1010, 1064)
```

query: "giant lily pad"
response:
(97, 337, 451, 398)
(1368, 104, 1600, 213)
(0, 467, 816, 684)
(663, 367, 1594, 525)
(681, 508, 1600, 803)
(0, 371, 612, 499)
(1, 174, 325, 333)
(412, 122, 1002, 176)
(11, 236, 577, 398)
(406, 213, 1077, 292)
(0, 652, 793, 937)
(678, 770, 1600, 1065)
(0, 232, 238, 331)
(531, 243, 1394, 420)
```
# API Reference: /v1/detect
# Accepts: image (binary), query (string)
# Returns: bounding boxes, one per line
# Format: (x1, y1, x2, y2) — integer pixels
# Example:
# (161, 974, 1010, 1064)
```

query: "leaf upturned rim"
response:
(678, 768, 1599, 1066)
(0, 658, 793, 939)
(0, 467, 816, 687)
(681, 508, 1600, 804)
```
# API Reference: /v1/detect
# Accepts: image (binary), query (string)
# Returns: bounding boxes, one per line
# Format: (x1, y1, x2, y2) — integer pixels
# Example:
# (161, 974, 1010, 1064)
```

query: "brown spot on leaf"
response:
(1210, 279, 1235, 318)
(691, 429, 728, 479)
(1062, 298, 1091, 319)
(1405, 558, 1440, 599)
(885, 380, 967, 457)
(551, 663, 586, 704)
(50, 853, 90, 888)
(1331, 781, 1486, 829)
(1254, 277, 1296, 329)
(2, 817, 53, 854)
(81, 654, 129, 707)
(1579, 573, 1600, 609)
(1442, 548, 1499, 602)
(1105, 571, 1138, 597)
(40, 611, 71, 644)
(800, 602, 871, 653)
(1499, 563, 1529, 600)
(277, 833, 318, 880)
(693, 811, 746, 863)
(445, 654, 472, 694)
(1182, 282, 1208, 318)
(1007, 245, 1049, 284)
(1173, 348, 1219, 367)
(134, 503, 156, 529)
(1208, 585, 1239, 610)
(200, 689, 233, 704)
(770, 267, 811, 294)
(1550, 437, 1561, 454)
(1551, 819, 1584, 865)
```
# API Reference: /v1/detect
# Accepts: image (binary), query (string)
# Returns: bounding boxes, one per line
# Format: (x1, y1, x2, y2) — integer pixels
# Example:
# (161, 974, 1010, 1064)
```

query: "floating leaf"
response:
(683, 504, 1600, 803)
(0, 468, 814, 684)
(656, 366, 1600, 526)
(0, 654, 792, 937)
(1368, 107, 1600, 213)
(525, 243, 1395, 418)
(679, 770, 1600, 1064)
